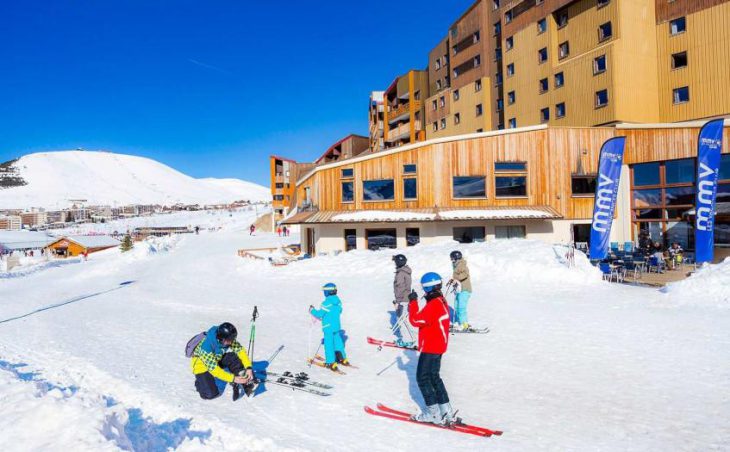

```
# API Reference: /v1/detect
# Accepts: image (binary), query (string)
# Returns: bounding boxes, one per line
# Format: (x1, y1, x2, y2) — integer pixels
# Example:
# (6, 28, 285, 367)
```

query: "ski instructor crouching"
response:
(190, 322, 254, 400)
(407, 272, 456, 425)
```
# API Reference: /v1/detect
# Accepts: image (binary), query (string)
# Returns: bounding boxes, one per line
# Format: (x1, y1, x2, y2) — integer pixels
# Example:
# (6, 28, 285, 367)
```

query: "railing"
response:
(385, 121, 422, 141)
(387, 100, 421, 121)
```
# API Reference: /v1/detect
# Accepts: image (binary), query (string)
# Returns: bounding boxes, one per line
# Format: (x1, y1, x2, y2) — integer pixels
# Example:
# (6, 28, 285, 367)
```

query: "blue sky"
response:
(0, 1, 473, 186)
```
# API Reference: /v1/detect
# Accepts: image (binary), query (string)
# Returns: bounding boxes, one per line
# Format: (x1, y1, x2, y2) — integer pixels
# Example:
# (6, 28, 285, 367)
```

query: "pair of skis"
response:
(365, 403, 502, 438)
(255, 369, 333, 396)
(306, 354, 357, 375)
(450, 326, 490, 334)
(367, 336, 417, 351)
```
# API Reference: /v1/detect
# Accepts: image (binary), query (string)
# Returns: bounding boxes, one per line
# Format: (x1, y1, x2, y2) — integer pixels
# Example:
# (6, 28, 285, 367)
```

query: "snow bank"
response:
(662, 258, 730, 306)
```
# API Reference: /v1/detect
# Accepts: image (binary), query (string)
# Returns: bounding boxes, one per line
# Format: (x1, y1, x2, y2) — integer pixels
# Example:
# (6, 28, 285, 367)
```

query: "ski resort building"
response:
(47, 235, 121, 257)
(281, 122, 730, 258)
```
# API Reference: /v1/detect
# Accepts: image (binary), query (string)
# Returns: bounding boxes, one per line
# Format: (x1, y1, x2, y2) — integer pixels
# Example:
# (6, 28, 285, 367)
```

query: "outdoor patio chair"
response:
(648, 256, 665, 273)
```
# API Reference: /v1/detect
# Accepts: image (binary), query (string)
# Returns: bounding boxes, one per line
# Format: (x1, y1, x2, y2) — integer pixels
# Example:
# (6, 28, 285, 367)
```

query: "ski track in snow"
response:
(1, 210, 729, 451)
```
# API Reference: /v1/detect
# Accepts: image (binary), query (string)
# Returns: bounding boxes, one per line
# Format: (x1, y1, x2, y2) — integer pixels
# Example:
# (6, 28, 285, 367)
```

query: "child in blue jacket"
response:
(309, 282, 349, 371)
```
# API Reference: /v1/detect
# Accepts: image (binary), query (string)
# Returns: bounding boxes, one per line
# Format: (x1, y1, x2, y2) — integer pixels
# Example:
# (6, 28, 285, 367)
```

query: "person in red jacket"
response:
(408, 271, 456, 425)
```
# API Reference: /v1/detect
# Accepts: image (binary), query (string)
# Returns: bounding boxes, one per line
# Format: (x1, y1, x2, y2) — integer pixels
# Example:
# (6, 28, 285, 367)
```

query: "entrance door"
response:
(306, 228, 316, 256)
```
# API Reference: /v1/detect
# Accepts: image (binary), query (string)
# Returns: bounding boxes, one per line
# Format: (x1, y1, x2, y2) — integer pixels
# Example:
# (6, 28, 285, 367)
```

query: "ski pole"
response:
(309, 340, 322, 368)
(247, 305, 259, 360)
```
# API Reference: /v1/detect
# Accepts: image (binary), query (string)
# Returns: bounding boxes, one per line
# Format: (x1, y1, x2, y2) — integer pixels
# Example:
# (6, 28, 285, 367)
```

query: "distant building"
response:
(20, 211, 48, 228)
(47, 235, 121, 257)
(369, 91, 385, 153)
(0, 215, 22, 231)
(383, 70, 429, 149)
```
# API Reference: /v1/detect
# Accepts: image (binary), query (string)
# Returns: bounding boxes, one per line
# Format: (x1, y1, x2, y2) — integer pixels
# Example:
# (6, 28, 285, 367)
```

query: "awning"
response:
(281, 206, 562, 225)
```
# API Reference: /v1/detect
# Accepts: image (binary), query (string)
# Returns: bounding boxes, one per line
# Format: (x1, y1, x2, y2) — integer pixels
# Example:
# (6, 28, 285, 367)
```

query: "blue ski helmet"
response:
(420, 272, 442, 293)
(322, 282, 337, 296)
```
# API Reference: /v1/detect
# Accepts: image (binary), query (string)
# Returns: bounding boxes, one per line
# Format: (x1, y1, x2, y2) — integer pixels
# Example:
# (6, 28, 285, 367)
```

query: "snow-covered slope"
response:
(0, 151, 271, 208)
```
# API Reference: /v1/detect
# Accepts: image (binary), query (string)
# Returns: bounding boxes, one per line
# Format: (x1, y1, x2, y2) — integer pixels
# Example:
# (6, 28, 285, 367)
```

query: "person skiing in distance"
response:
(190, 322, 254, 400)
(249, 224, 256, 235)
(309, 282, 349, 371)
(448, 250, 472, 331)
(408, 272, 455, 425)
(392, 254, 414, 346)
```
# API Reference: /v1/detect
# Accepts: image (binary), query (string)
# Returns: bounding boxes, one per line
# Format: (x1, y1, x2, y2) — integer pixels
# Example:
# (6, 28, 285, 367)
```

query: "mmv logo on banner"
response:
(695, 119, 725, 264)
(589, 137, 626, 260)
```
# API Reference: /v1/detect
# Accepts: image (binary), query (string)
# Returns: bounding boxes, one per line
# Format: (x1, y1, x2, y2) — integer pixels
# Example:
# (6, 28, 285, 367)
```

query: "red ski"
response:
(366, 336, 417, 351)
(376, 403, 502, 436)
(364, 405, 501, 437)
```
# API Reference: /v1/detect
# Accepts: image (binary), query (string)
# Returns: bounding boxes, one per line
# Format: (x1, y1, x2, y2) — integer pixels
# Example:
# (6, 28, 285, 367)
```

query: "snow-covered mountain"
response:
(0, 150, 271, 209)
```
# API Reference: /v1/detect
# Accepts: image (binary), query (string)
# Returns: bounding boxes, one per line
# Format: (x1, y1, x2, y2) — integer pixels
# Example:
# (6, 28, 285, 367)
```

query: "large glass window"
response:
(496, 176, 527, 197)
(495, 225, 526, 239)
(366, 229, 397, 250)
(633, 189, 662, 207)
(572, 175, 596, 195)
(665, 158, 694, 184)
(406, 228, 420, 246)
(633, 162, 660, 186)
(341, 182, 354, 203)
(666, 221, 694, 250)
(453, 176, 486, 198)
(495, 162, 526, 171)
(363, 179, 395, 201)
(453, 227, 485, 243)
(403, 178, 417, 200)
(635, 209, 663, 220)
(719, 154, 730, 180)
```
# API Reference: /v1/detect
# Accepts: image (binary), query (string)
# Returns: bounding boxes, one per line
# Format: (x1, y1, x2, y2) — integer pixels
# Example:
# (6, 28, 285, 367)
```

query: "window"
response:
(720, 154, 730, 180)
(507, 63, 515, 76)
(275, 182, 284, 188)
(436, 79, 442, 90)
(493, 0, 500, 10)
(453, 226, 486, 243)
(498, 123, 505, 130)
(594, 55, 607, 74)
(559, 41, 570, 59)
(673, 86, 689, 104)
(363, 179, 395, 201)
(341, 181, 354, 202)
(537, 18, 547, 34)
(476, 128, 483, 133)
(453, 176, 486, 198)
(366, 229, 397, 250)
(597, 0, 610, 7)
(435, 59, 441, 70)
(496, 72, 503, 85)
(598, 22, 613, 41)
(507, 91, 516, 104)
(556, 102, 566, 118)
(633, 162, 660, 186)
(341, 168, 354, 178)
(572, 175, 597, 195)
(495, 225, 526, 239)
(496, 98, 504, 112)
(665, 158, 694, 184)
(495, 162, 526, 171)
(672, 51, 688, 69)
(506, 36, 514, 50)
(670, 17, 686, 35)
(505, 10, 513, 24)
(476, 104, 483, 116)
(539, 78, 549, 93)
(555, 72, 565, 88)
(538, 47, 548, 63)
(475, 79, 482, 91)
(344, 229, 356, 251)
(406, 228, 420, 246)
(432, 100, 438, 111)
(432, 122, 438, 132)
(403, 178, 417, 200)
(440, 118, 447, 129)
(453, 89, 460, 101)
(557, 10, 568, 28)
(540, 107, 550, 122)
(439, 96, 445, 108)
(473, 31, 480, 43)
(454, 113, 461, 124)
(494, 21, 501, 36)
(495, 47, 502, 60)
(495, 176, 527, 197)
(414, 90, 421, 100)
(595, 89, 609, 108)
(403, 164, 417, 174)
(474, 55, 481, 67)
(509, 118, 517, 128)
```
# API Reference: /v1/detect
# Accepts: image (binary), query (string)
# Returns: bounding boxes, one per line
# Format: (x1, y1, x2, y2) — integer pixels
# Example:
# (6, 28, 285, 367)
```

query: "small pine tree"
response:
(120, 234, 134, 252)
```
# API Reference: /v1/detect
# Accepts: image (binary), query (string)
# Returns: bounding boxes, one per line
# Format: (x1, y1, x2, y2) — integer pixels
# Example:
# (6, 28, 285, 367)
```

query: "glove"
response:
(408, 290, 418, 302)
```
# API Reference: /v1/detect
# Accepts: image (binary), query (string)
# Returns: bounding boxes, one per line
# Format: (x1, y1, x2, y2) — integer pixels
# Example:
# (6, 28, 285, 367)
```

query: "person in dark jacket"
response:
(408, 272, 455, 425)
(392, 254, 415, 345)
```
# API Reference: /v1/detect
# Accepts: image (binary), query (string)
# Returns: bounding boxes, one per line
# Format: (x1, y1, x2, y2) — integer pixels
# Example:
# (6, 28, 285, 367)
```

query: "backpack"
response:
(185, 331, 207, 357)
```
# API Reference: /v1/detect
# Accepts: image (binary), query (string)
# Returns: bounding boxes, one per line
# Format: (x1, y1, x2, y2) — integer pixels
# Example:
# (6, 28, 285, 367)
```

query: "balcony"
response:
(385, 121, 422, 142)
(387, 100, 422, 123)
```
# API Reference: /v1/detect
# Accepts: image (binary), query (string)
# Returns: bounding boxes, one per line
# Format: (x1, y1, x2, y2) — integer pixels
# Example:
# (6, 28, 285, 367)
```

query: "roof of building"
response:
(52, 235, 121, 249)
(0, 231, 58, 250)
(281, 206, 562, 225)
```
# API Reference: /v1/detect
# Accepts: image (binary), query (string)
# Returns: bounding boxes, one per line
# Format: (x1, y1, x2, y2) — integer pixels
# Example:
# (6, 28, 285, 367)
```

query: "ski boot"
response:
(411, 404, 441, 423)
(326, 362, 339, 372)
(232, 383, 242, 401)
(394, 338, 415, 348)
(461, 322, 471, 332)
(438, 402, 458, 426)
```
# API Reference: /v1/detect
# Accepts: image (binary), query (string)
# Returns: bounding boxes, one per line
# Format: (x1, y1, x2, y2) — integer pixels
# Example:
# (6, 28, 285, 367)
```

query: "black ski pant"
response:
(416, 352, 449, 406)
(195, 352, 244, 400)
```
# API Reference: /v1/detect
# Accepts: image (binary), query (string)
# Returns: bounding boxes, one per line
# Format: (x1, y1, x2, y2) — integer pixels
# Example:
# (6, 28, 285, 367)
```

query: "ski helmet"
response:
(322, 282, 337, 296)
(450, 250, 463, 262)
(392, 254, 407, 268)
(216, 322, 238, 343)
(420, 272, 442, 293)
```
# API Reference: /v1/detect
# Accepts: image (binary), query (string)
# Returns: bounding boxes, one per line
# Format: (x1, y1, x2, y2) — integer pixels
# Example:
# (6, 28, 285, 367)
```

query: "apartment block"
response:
(383, 70, 428, 148)
(20, 211, 48, 228)
(315, 135, 369, 165)
(0, 215, 22, 231)
(369, 91, 385, 152)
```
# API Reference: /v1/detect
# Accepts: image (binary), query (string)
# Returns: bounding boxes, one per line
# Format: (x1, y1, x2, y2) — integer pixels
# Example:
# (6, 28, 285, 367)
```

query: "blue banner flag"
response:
(589, 137, 626, 260)
(694, 119, 725, 264)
